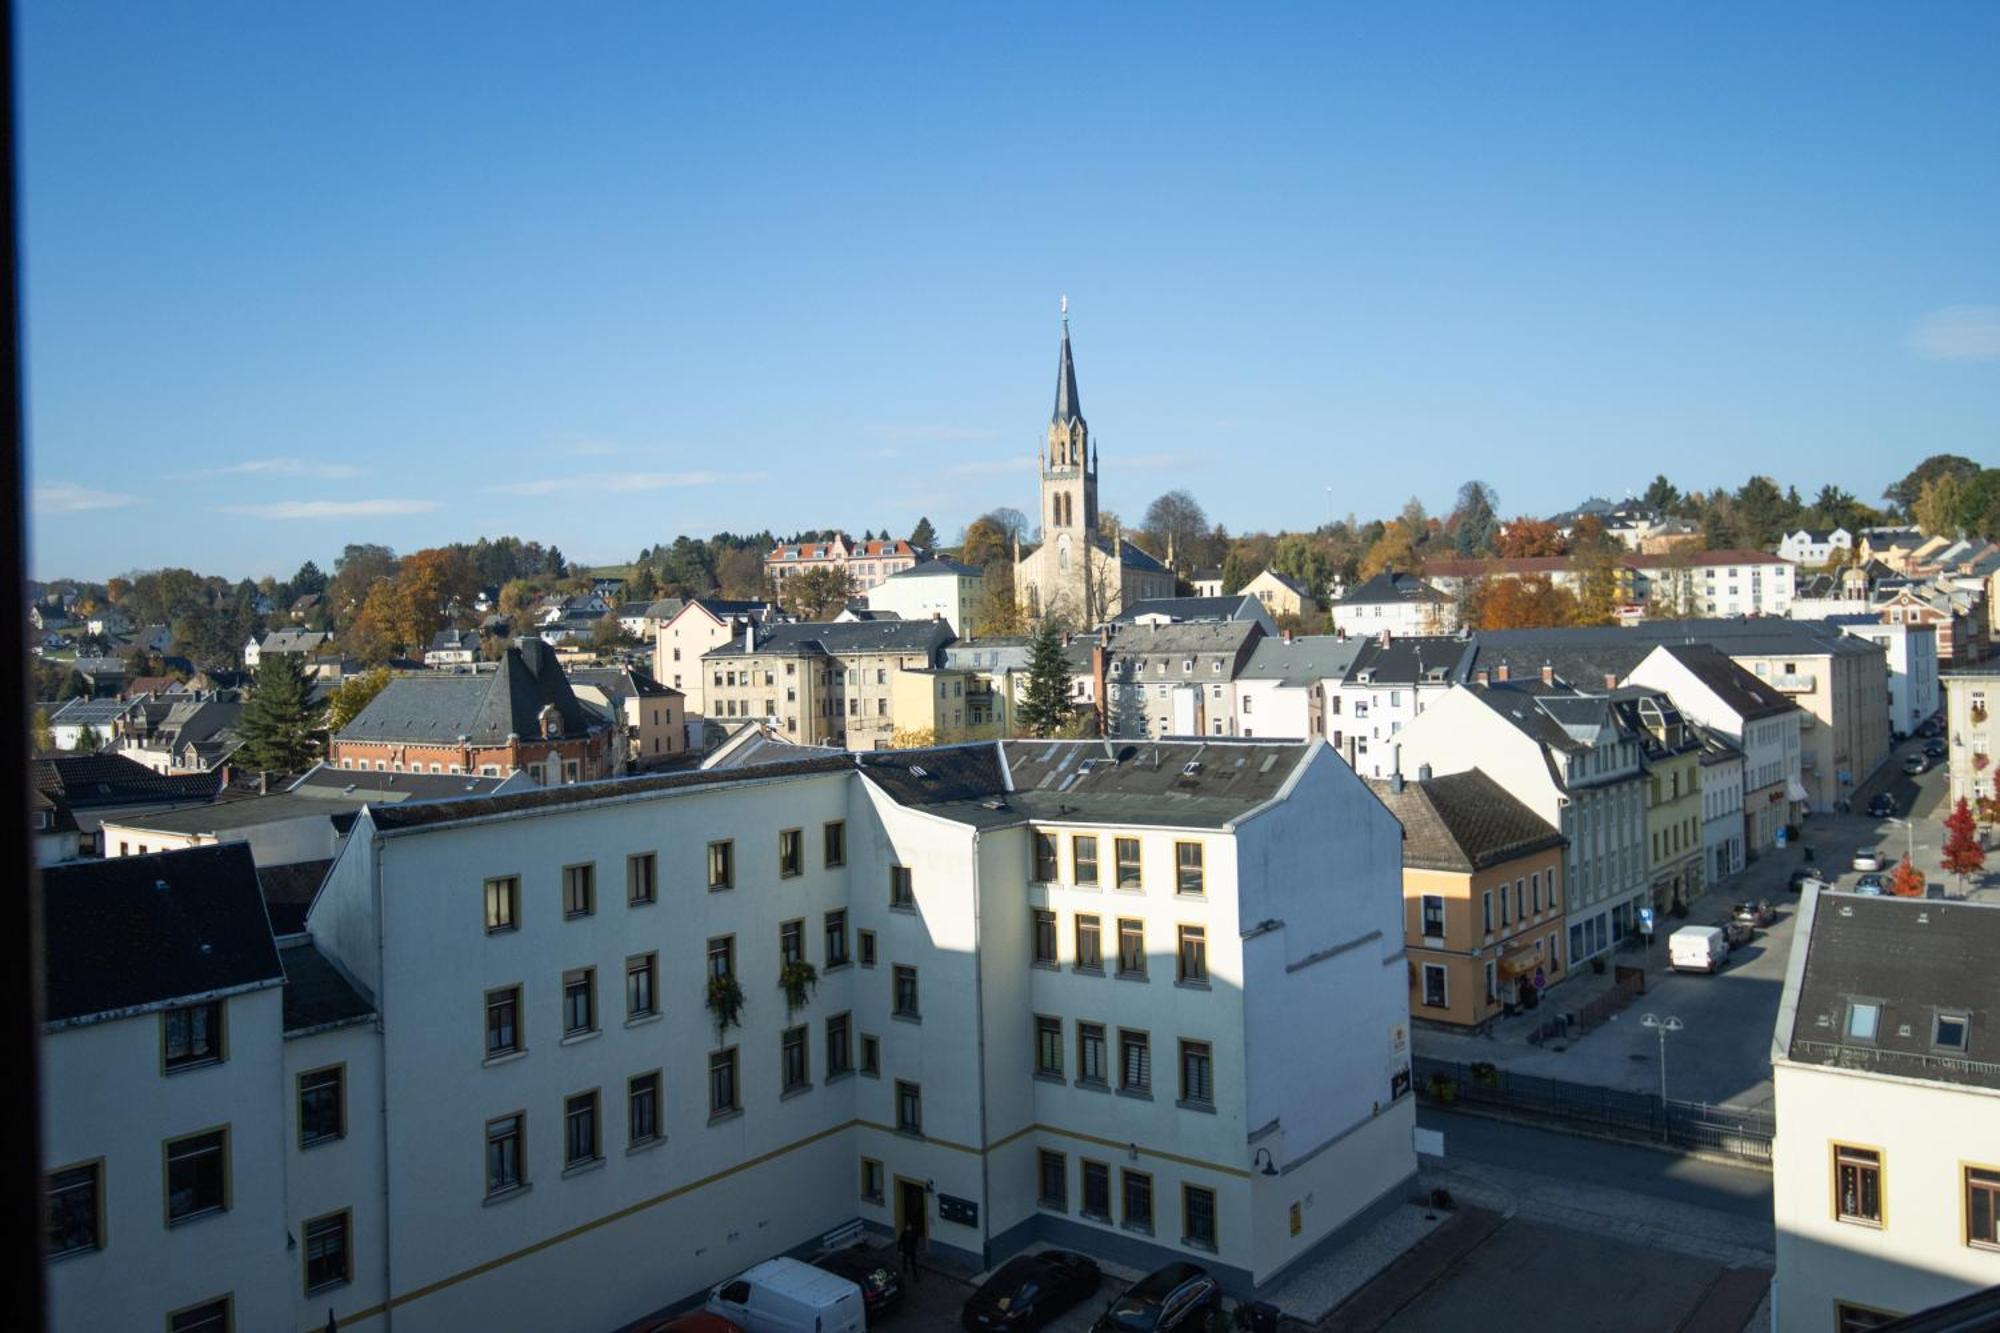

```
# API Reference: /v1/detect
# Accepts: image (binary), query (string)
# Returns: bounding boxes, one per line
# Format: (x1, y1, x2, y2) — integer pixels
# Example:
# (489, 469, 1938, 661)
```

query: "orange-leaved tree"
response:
(1473, 575, 1579, 630)
(1886, 855, 1926, 898)
(1941, 796, 1986, 894)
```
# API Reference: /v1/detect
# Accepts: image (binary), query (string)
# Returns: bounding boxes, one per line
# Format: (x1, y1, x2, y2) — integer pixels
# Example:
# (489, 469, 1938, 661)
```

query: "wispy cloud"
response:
(947, 456, 1035, 478)
(170, 456, 364, 481)
(220, 498, 443, 519)
(35, 482, 143, 514)
(488, 470, 767, 497)
(878, 425, 1003, 444)
(1907, 305, 2000, 362)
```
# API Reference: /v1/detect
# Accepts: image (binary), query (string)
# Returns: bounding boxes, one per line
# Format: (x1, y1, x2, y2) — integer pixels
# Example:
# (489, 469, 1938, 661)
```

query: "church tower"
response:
(1039, 298, 1098, 617)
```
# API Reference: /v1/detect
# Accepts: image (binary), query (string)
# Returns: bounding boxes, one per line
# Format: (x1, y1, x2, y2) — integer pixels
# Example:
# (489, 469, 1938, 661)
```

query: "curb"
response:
(1416, 1100, 1774, 1174)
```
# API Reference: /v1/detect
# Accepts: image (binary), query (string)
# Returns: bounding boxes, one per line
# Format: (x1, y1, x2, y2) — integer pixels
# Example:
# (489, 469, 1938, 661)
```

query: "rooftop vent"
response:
(1182, 761, 1202, 776)
(908, 764, 929, 779)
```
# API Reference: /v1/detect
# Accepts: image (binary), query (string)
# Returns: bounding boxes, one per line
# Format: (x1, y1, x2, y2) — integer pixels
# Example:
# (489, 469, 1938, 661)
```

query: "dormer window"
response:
(1934, 1012, 1970, 1052)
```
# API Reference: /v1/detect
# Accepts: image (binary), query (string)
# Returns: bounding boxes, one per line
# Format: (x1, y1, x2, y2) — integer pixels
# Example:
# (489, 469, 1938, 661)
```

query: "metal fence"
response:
(1413, 1054, 1774, 1164)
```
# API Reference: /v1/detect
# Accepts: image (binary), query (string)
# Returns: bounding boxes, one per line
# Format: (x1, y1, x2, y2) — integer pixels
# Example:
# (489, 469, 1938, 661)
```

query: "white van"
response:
(1668, 925, 1729, 974)
(708, 1258, 865, 1333)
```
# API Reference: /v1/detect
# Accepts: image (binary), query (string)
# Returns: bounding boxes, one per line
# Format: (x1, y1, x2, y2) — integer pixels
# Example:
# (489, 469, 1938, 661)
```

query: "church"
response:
(1014, 306, 1176, 626)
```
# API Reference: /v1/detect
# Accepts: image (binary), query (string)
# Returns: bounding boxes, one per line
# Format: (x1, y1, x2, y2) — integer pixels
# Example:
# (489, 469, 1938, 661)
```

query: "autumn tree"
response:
(31, 707, 53, 754)
(972, 566, 1024, 636)
(1884, 453, 1981, 518)
(1141, 490, 1209, 565)
(1359, 519, 1420, 579)
(1941, 797, 1986, 895)
(1914, 474, 1966, 538)
(960, 516, 1013, 570)
(1886, 855, 1926, 898)
(716, 547, 768, 600)
(1471, 575, 1578, 630)
(1494, 518, 1566, 559)
(324, 668, 392, 735)
(782, 567, 856, 620)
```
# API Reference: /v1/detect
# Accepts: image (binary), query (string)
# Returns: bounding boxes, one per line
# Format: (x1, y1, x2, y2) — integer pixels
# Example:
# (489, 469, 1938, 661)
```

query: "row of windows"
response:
(1033, 1150, 1218, 1249)
(1030, 832, 1204, 895)
(1031, 910, 1207, 984)
(1417, 873, 1557, 943)
(1031, 1018, 1214, 1105)
(1830, 1143, 1998, 1251)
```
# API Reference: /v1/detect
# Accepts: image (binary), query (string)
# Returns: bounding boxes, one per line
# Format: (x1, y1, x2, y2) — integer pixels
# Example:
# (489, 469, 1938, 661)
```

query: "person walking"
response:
(898, 1221, 921, 1286)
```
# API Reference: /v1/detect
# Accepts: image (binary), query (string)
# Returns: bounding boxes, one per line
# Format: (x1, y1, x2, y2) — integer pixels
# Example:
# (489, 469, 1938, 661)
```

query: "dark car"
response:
(962, 1250, 1103, 1331)
(1091, 1263, 1223, 1333)
(1867, 793, 1896, 818)
(1925, 739, 1946, 758)
(815, 1245, 903, 1323)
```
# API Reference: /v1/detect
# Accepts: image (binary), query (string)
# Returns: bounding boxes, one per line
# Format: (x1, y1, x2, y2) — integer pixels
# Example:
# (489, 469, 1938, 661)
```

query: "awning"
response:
(1499, 947, 1541, 979)
(1786, 778, 1810, 802)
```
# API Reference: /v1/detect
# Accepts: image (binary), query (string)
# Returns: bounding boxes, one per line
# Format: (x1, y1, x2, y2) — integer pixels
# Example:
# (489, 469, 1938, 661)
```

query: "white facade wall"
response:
(282, 1020, 388, 1326)
(1700, 755, 1746, 885)
(865, 571, 981, 636)
(1624, 648, 1803, 851)
(1233, 679, 1315, 741)
(1331, 601, 1440, 640)
(1842, 622, 1939, 737)
(1771, 1060, 2000, 1331)
(98, 813, 343, 867)
(1333, 681, 1453, 779)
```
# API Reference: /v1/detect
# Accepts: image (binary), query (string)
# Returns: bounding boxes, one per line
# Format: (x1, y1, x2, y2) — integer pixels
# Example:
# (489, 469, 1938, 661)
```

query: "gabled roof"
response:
(337, 640, 605, 745)
(1366, 769, 1564, 873)
(49, 697, 135, 727)
(1112, 595, 1263, 625)
(31, 752, 222, 808)
(887, 557, 982, 580)
(259, 629, 333, 653)
(1651, 643, 1795, 720)
(705, 618, 954, 661)
(1344, 635, 1477, 687)
(1238, 635, 1367, 687)
(1116, 539, 1168, 573)
(41, 844, 284, 1026)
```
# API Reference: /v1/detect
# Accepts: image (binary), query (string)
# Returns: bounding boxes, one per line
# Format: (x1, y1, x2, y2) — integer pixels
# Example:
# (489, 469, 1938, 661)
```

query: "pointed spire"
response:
(1052, 299, 1083, 427)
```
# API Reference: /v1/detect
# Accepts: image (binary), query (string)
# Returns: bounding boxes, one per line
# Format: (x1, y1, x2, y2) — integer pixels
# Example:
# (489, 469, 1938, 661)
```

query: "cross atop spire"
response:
(1052, 303, 1083, 426)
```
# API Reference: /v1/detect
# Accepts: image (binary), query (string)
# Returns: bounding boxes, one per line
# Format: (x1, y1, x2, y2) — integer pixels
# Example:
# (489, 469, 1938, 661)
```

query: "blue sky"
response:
(19, 3, 2000, 581)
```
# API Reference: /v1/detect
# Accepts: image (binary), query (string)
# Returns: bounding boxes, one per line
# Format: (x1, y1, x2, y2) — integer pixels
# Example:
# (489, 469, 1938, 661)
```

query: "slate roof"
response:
(705, 618, 953, 661)
(1345, 635, 1478, 687)
(259, 629, 332, 654)
(990, 739, 1312, 830)
(1062, 620, 1266, 671)
(33, 787, 80, 835)
(1337, 571, 1447, 606)
(1113, 595, 1263, 625)
(1238, 635, 1367, 687)
(568, 664, 680, 700)
(1053, 315, 1083, 425)
(1652, 644, 1795, 720)
(887, 557, 982, 580)
(338, 640, 604, 745)
(1782, 892, 2000, 1092)
(258, 859, 333, 936)
(32, 753, 223, 808)
(50, 697, 134, 728)
(279, 940, 374, 1034)
(105, 790, 371, 838)
(1365, 769, 1565, 873)
(287, 763, 520, 802)
(41, 844, 284, 1026)
(1115, 539, 1169, 574)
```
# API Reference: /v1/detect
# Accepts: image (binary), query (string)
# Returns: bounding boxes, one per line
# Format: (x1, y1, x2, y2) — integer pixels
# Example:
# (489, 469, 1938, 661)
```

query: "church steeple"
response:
(1053, 295, 1084, 428)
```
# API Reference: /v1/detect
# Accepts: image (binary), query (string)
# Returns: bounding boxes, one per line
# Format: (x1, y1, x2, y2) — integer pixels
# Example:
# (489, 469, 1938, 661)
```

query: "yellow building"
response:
(1368, 768, 1568, 1029)
(1613, 688, 1707, 911)
(888, 667, 980, 744)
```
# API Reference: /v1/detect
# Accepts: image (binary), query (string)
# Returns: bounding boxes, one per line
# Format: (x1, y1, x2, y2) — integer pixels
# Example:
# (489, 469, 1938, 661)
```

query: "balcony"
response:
(1771, 672, 1816, 693)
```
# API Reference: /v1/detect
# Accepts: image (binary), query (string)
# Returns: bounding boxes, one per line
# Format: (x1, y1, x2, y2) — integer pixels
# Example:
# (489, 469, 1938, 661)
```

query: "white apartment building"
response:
(1776, 527, 1853, 567)
(48, 741, 1415, 1331)
(1941, 666, 1997, 816)
(1396, 681, 1649, 968)
(1770, 890, 2000, 1331)
(653, 598, 775, 721)
(1625, 549, 1796, 618)
(1829, 618, 1940, 738)
(1232, 635, 1366, 744)
(1325, 635, 1477, 779)
(864, 558, 984, 635)
(1330, 572, 1455, 640)
(1697, 732, 1746, 885)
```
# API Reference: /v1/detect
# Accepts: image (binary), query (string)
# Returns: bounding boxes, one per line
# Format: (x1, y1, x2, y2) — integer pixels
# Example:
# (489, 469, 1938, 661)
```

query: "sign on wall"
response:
(937, 1194, 978, 1228)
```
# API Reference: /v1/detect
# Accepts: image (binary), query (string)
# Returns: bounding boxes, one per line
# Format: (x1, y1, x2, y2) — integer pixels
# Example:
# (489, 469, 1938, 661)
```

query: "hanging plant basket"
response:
(779, 960, 818, 1018)
(706, 974, 745, 1037)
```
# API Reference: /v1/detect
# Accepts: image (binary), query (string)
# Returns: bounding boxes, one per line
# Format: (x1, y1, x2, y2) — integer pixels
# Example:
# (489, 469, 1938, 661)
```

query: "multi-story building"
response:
(886, 667, 980, 743)
(1941, 665, 1997, 821)
(1769, 889, 2000, 1331)
(864, 558, 985, 635)
(1067, 621, 1265, 740)
(766, 536, 923, 593)
(1824, 617, 1939, 738)
(567, 664, 688, 768)
(243, 628, 333, 670)
(1695, 728, 1746, 885)
(941, 635, 1034, 735)
(330, 641, 622, 785)
(652, 598, 776, 714)
(1232, 634, 1366, 745)
(1606, 687, 1707, 912)
(1326, 634, 1477, 778)
(1776, 527, 1853, 567)
(1622, 549, 1796, 618)
(1876, 583, 1988, 667)
(1368, 767, 1567, 1027)
(1397, 678, 1649, 969)
(1331, 571, 1455, 639)
(1238, 569, 1320, 623)
(702, 619, 955, 750)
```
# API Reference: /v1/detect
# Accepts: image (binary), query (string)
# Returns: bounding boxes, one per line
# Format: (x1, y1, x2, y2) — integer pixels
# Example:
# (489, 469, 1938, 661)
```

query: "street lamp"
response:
(1886, 817, 1918, 869)
(1640, 1014, 1683, 1135)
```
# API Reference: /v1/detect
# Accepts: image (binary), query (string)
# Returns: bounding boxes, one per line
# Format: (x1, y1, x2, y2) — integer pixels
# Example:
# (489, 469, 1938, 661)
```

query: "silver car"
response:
(1851, 849, 1883, 872)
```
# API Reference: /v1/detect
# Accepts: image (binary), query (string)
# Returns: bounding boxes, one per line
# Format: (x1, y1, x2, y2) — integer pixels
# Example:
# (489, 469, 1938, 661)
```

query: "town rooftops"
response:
(1337, 570, 1448, 606)
(258, 860, 334, 936)
(258, 629, 333, 653)
(886, 557, 982, 580)
(337, 639, 604, 746)
(1778, 891, 2000, 1092)
(1345, 635, 1478, 687)
(1112, 595, 1264, 625)
(31, 752, 223, 808)
(49, 697, 135, 729)
(279, 939, 374, 1036)
(1365, 769, 1565, 873)
(1238, 634, 1367, 687)
(288, 762, 522, 802)
(705, 618, 954, 660)
(1649, 643, 1797, 720)
(41, 844, 285, 1028)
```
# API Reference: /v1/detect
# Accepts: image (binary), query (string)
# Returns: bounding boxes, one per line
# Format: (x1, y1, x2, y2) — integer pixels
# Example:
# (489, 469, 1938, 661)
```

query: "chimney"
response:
(1541, 661, 1555, 686)
(1389, 744, 1404, 794)
(1282, 629, 1292, 645)
(1496, 662, 1511, 682)
(1604, 673, 1618, 690)
(1378, 629, 1391, 649)
(257, 771, 268, 795)
(1475, 669, 1491, 686)
(1418, 762, 1433, 782)
(743, 623, 754, 653)
(1091, 641, 1110, 737)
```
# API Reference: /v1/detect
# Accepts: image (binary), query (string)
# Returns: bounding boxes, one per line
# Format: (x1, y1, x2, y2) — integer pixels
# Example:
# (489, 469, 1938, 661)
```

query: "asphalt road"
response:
(1417, 1107, 1772, 1222)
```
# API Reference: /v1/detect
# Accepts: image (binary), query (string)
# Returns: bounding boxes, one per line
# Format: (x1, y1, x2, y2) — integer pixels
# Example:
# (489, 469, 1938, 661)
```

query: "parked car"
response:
(1924, 739, 1946, 758)
(1668, 924, 1731, 973)
(1787, 867, 1818, 891)
(1853, 874, 1886, 896)
(650, 1316, 747, 1333)
(1797, 873, 1833, 895)
(1091, 1263, 1223, 1333)
(709, 1258, 866, 1333)
(1852, 849, 1883, 872)
(814, 1245, 903, 1324)
(1903, 754, 1930, 775)
(1732, 899, 1776, 927)
(963, 1250, 1103, 1332)
(1867, 793, 1896, 818)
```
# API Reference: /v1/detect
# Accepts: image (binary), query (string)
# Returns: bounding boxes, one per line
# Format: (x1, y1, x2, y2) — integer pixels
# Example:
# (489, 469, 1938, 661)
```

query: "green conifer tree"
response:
(1018, 621, 1075, 738)
(236, 653, 321, 774)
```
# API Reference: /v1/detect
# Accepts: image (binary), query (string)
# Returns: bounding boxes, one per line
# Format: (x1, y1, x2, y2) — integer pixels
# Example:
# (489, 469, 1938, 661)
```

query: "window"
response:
(1117, 919, 1145, 976)
(779, 828, 803, 877)
(1079, 1022, 1108, 1085)
(298, 1066, 344, 1147)
(484, 1114, 527, 1198)
(1075, 914, 1102, 970)
(1119, 1029, 1151, 1094)
(486, 985, 522, 1057)
(563, 863, 596, 918)
(563, 968, 596, 1037)
(894, 965, 920, 1018)
(860, 1158, 885, 1204)
(163, 1001, 224, 1072)
(782, 1025, 810, 1092)
(1034, 831, 1059, 882)
(1835, 1144, 1883, 1225)
(780, 919, 805, 966)
(165, 1128, 228, 1223)
(708, 935, 735, 980)
(1968, 1167, 2000, 1250)
(626, 953, 658, 1020)
(707, 840, 734, 890)
(1073, 835, 1099, 885)
(1039, 1149, 1068, 1208)
(1183, 1184, 1217, 1250)
(824, 910, 849, 967)
(1500, 884, 1510, 927)
(860, 1034, 881, 1076)
(1177, 925, 1207, 984)
(564, 1091, 601, 1168)
(169, 1298, 232, 1333)
(823, 820, 846, 868)
(709, 1048, 740, 1116)
(1935, 1012, 1970, 1052)
(896, 1080, 923, 1134)
(1033, 909, 1058, 965)
(45, 1161, 101, 1258)
(826, 1013, 852, 1078)
(1180, 1040, 1214, 1106)
(628, 1072, 661, 1147)
(1176, 842, 1205, 895)
(1422, 895, 1445, 938)
(1531, 871, 1541, 913)
(1836, 1305, 1900, 1333)
(1082, 1161, 1111, 1220)
(889, 864, 914, 909)
(1122, 1169, 1154, 1232)
(304, 1210, 351, 1294)
(1482, 891, 1493, 935)
(1421, 964, 1448, 1009)
(857, 930, 877, 968)
(485, 875, 520, 932)
(1847, 1001, 1880, 1042)
(1035, 1016, 1064, 1076)
(1115, 838, 1142, 888)
(627, 853, 657, 906)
